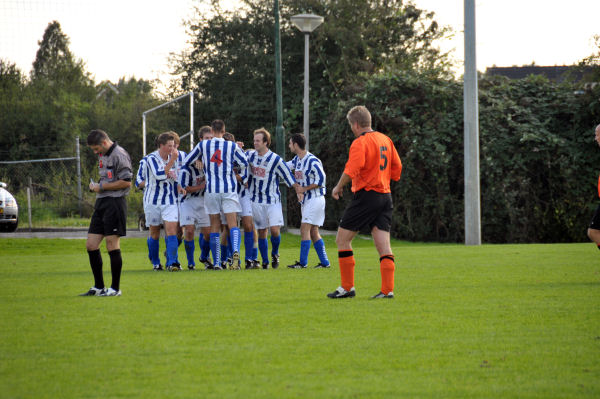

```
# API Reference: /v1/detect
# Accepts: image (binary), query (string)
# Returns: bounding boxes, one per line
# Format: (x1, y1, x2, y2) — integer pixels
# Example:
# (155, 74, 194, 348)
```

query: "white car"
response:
(0, 182, 18, 232)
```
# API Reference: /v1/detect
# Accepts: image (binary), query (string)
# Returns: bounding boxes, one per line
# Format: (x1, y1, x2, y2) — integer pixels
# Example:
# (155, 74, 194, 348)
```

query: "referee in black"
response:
(80, 129, 133, 297)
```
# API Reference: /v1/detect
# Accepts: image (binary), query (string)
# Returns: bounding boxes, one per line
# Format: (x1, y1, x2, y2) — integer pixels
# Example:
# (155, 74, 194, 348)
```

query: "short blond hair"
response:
(170, 131, 180, 145)
(253, 128, 271, 147)
(346, 105, 371, 128)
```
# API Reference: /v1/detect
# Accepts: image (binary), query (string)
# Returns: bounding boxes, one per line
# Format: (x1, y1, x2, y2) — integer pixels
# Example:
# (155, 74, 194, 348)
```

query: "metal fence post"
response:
(76, 136, 82, 217)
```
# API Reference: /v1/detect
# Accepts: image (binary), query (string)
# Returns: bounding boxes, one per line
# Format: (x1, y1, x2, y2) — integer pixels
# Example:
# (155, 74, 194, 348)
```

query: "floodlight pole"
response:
(464, 0, 481, 245)
(274, 0, 287, 228)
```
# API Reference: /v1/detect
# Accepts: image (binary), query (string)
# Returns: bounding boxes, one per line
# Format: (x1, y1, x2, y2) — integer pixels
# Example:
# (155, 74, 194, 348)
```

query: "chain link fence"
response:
(0, 137, 143, 231)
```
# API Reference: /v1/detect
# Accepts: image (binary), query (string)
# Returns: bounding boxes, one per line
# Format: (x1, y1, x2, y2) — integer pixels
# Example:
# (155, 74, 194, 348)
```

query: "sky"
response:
(1, 0, 599, 89)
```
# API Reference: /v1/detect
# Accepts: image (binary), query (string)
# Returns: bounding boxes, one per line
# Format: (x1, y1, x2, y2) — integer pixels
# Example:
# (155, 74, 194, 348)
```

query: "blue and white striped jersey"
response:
(248, 150, 296, 204)
(143, 150, 178, 206)
(135, 155, 149, 189)
(178, 163, 205, 203)
(173, 149, 186, 199)
(236, 149, 255, 198)
(182, 138, 248, 194)
(287, 152, 326, 204)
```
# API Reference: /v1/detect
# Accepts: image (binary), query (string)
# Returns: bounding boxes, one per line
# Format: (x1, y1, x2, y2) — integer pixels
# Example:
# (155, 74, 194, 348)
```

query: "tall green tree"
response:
(170, 0, 450, 140)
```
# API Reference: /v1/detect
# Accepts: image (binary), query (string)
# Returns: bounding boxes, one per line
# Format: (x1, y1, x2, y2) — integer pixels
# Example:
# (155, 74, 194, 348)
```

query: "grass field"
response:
(0, 234, 599, 399)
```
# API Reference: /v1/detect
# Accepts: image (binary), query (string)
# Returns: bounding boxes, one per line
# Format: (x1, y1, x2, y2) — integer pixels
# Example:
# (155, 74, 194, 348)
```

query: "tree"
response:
(169, 0, 451, 140)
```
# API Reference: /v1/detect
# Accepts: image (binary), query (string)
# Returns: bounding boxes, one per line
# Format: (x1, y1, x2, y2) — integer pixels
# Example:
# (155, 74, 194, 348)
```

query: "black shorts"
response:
(88, 197, 128, 237)
(589, 203, 600, 230)
(339, 189, 393, 232)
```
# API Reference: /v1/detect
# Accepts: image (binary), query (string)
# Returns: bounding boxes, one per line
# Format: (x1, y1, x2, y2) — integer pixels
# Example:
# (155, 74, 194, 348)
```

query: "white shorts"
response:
(252, 202, 284, 230)
(179, 196, 210, 228)
(144, 203, 179, 226)
(301, 195, 325, 226)
(204, 192, 241, 215)
(239, 194, 253, 218)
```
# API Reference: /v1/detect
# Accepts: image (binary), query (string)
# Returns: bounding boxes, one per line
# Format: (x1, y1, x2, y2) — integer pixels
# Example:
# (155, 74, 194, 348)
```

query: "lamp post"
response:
(290, 13, 323, 151)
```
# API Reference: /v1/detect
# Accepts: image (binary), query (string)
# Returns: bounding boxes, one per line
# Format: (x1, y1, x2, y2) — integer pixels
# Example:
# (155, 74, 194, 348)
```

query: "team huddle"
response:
(82, 105, 403, 299)
(135, 119, 330, 273)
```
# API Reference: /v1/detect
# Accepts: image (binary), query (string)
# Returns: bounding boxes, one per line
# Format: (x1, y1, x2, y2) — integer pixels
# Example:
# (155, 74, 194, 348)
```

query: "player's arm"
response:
(389, 143, 402, 181)
(276, 158, 297, 188)
(91, 179, 132, 193)
(182, 144, 202, 169)
(135, 158, 146, 189)
(332, 173, 351, 200)
(148, 156, 168, 181)
(234, 146, 249, 184)
(300, 159, 325, 193)
(333, 140, 364, 199)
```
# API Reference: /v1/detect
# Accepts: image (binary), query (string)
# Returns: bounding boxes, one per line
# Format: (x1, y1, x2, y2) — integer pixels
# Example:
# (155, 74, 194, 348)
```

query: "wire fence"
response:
(0, 137, 143, 231)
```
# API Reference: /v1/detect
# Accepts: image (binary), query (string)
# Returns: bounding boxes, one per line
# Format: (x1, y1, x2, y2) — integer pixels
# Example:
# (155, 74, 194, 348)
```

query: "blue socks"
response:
(166, 235, 178, 266)
(244, 231, 254, 260)
(258, 238, 268, 264)
(313, 238, 330, 266)
(300, 240, 311, 266)
(184, 239, 195, 266)
(147, 237, 160, 266)
(230, 227, 241, 254)
(199, 235, 211, 261)
(210, 233, 221, 266)
(271, 235, 281, 256)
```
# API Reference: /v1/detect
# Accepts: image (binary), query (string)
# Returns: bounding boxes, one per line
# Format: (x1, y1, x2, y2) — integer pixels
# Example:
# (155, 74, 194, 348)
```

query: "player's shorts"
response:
(252, 202, 284, 229)
(301, 195, 325, 226)
(204, 192, 241, 215)
(88, 196, 127, 237)
(589, 203, 600, 230)
(239, 194, 253, 218)
(339, 189, 393, 232)
(180, 196, 210, 228)
(144, 203, 179, 226)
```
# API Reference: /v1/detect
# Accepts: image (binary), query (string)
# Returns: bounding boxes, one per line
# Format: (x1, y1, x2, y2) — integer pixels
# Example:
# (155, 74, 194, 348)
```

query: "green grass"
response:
(0, 235, 599, 398)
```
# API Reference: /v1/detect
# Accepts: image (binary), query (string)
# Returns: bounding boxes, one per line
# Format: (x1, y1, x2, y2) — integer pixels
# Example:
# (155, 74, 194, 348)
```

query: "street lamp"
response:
(290, 13, 323, 151)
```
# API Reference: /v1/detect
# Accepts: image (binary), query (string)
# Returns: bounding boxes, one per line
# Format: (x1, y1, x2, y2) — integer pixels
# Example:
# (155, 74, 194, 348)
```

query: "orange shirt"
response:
(343, 131, 402, 193)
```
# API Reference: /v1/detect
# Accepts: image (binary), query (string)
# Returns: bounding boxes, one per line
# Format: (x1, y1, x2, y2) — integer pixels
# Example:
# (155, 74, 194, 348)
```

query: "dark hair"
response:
(253, 128, 271, 147)
(156, 132, 175, 147)
(87, 129, 109, 146)
(223, 132, 235, 142)
(211, 119, 225, 133)
(198, 125, 212, 140)
(290, 133, 306, 150)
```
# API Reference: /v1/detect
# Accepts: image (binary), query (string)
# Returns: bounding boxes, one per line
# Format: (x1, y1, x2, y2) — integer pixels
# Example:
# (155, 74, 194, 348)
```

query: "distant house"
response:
(484, 65, 595, 83)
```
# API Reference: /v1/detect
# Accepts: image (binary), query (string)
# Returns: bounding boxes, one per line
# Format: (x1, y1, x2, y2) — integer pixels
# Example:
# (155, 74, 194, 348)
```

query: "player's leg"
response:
(587, 204, 600, 250)
(102, 235, 123, 296)
(288, 222, 311, 269)
(220, 223, 230, 268)
(252, 203, 270, 268)
(370, 193, 395, 299)
(82, 232, 106, 295)
(164, 220, 180, 271)
(223, 193, 242, 270)
(145, 204, 163, 270)
(311, 225, 330, 268)
(196, 197, 212, 268)
(204, 193, 224, 269)
(182, 224, 196, 270)
(100, 197, 127, 295)
(267, 203, 284, 269)
(305, 196, 329, 268)
(241, 216, 256, 268)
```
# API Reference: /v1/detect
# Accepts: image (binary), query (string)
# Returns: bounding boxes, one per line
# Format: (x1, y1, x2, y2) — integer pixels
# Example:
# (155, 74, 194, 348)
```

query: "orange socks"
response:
(338, 250, 355, 291)
(380, 255, 395, 294)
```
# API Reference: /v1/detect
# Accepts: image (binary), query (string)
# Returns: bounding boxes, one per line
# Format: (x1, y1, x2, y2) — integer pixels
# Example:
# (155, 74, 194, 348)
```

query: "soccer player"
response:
(247, 128, 298, 269)
(286, 133, 330, 269)
(178, 127, 212, 270)
(81, 129, 132, 297)
(587, 124, 600, 249)
(182, 120, 248, 270)
(144, 132, 181, 271)
(328, 105, 402, 299)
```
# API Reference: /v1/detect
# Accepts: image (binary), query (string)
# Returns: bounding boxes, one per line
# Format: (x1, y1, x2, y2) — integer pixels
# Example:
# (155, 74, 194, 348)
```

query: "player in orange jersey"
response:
(328, 105, 402, 299)
(587, 124, 600, 249)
